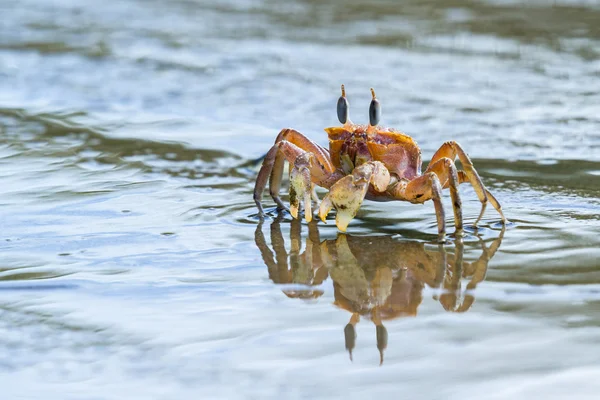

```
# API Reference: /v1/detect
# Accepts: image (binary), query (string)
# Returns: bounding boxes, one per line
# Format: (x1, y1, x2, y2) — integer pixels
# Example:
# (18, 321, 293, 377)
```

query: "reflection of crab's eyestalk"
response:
(344, 323, 356, 361)
(369, 88, 381, 126)
(337, 84, 350, 124)
(376, 324, 388, 366)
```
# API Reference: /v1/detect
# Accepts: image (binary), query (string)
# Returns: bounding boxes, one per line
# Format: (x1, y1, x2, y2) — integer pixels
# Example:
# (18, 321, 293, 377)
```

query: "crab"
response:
(254, 85, 507, 240)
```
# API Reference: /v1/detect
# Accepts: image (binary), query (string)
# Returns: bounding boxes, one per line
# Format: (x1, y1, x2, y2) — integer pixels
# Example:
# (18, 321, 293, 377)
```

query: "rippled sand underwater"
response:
(1, 0, 600, 399)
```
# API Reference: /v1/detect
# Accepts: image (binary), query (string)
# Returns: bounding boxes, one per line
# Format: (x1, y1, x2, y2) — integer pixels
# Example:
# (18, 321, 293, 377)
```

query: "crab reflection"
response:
(255, 218, 504, 364)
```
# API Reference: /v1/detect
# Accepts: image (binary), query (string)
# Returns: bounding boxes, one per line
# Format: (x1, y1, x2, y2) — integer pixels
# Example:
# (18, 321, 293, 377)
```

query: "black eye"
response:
(337, 84, 349, 124)
(369, 88, 381, 126)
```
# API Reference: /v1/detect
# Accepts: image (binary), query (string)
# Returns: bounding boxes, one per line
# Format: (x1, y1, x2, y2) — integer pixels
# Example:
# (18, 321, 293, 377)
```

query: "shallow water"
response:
(1, 0, 600, 398)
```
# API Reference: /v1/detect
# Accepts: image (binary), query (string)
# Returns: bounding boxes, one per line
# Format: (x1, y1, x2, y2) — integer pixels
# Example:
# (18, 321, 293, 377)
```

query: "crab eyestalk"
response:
(368, 88, 381, 134)
(337, 84, 352, 128)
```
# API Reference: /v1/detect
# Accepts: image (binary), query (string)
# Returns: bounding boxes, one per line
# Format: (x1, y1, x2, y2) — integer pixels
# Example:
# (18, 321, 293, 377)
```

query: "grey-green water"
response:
(1, 0, 600, 399)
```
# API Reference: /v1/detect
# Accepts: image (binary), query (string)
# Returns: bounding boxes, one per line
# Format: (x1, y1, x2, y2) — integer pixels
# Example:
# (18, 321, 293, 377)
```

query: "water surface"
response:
(1, 0, 600, 399)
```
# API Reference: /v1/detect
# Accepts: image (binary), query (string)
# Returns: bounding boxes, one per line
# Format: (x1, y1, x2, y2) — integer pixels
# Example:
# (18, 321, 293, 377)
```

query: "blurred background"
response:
(1, 0, 599, 399)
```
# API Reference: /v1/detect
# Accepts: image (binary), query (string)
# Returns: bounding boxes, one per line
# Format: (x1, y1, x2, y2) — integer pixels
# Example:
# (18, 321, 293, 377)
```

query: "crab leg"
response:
(269, 144, 288, 210)
(318, 161, 390, 232)
(254, 128, 338, 218)
(442, 171, 468, 188)
(442, 169, 500, 216)
(271, 129, 333, 209)
(389, 172, 447, 242)
(425, 157, 463, 232)
(427, 141, 506, 225)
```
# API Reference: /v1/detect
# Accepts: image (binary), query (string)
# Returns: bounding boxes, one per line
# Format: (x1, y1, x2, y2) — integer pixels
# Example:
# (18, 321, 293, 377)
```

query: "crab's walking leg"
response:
(254, 128, 336, 219)
(441, 171, 468, 188)
(318, 161, 391, 232)
(427, 141, 506, 225)
(389, 172, 447, 242)
(269, 145, 288, 211)
(426, 157, 463, 232)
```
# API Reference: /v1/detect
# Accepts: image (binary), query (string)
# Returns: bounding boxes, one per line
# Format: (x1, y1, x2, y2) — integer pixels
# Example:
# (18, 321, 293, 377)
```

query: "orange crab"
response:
(254, 85, 507, 240)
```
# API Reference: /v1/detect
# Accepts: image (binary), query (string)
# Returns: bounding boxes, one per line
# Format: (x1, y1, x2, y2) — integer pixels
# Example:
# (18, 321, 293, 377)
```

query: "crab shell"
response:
(325, 124, 422, 182)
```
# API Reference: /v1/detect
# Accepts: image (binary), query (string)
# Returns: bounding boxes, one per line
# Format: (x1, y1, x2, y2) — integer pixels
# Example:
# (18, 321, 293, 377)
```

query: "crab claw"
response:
(289, 157, 313, 222)
(318, 195, 333, 224)
(319, 175, 368, 231)
(369, 161, 391, 192)
(319, 161, 390, 232)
